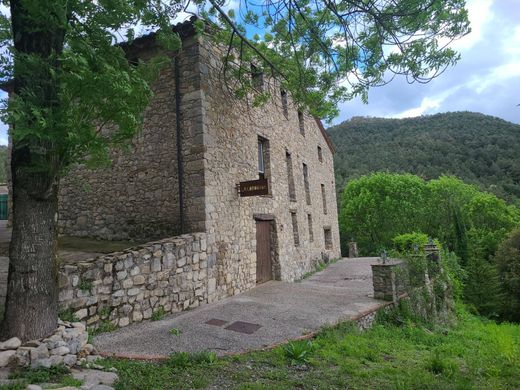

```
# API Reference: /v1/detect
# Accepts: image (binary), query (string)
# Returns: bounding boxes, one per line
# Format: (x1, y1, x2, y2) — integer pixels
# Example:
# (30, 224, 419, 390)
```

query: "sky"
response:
(0, 0, 518, 144)
(332, 0, 520, 126)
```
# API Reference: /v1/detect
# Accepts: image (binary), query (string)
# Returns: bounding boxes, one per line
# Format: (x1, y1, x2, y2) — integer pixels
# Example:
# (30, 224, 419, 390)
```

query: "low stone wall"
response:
(0, 320, 98, 369)
(58, 233, 217, 329)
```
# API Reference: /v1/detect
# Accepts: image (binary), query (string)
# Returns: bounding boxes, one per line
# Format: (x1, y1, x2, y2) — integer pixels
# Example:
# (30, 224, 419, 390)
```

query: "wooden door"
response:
(256, 220, 272, 284)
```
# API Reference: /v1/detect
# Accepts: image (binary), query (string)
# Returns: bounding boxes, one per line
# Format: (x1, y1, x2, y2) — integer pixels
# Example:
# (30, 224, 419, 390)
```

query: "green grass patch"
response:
(97, 309, 520, 389)
(151, 306, 166, 321)
(3, 365, 83, 389)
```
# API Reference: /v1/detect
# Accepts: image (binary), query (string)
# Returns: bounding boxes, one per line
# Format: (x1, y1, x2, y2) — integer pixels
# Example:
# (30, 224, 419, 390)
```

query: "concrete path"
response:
(94, 257, 385, 358)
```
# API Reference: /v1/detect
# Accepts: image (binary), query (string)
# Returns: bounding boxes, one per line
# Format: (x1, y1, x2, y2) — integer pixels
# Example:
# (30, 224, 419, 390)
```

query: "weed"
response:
(59, 308, 79, 322)
(98, 306, 111, 319)
(169, 327, 182, 336)
(168, 351, 218, 368)
(427, 350, 457, 377)
(90, 320, 117, 336)
(8, 364, 83, 388)
(283, 340, 314, 364)
(151, 306, 166, 321)
(78, 279, 93, 292)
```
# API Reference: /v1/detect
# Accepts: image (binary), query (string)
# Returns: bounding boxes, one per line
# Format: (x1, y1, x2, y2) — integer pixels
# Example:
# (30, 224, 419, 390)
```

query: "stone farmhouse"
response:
(22, 19, 342, 327)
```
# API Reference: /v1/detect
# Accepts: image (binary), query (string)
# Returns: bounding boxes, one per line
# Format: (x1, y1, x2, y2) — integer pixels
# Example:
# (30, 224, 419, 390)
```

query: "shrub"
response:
(283, 340, 314, 365)
(151, 306, 166, 321)
(494, 227, 520, 322)
(392, 232, 430, 253)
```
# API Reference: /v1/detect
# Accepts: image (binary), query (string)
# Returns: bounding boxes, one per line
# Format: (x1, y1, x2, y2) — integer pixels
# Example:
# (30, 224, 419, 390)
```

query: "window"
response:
(281, 90, 288, 118)
(251, 63, 264, 90)
(298, 111, 305, 136)
(308, 214, 314, 242)
(286, 152, 296, 202)
(324, 227, 332, 250)
(258, 137, 270, 181)
(303, 163, 311, 205)
(291, 211, 300, 246)
(317, 146, 323, 162)
(321, 184, 327, 214)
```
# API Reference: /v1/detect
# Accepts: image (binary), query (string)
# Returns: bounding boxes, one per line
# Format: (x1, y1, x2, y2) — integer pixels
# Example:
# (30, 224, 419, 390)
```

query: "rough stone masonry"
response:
(54, 19, 342, 325)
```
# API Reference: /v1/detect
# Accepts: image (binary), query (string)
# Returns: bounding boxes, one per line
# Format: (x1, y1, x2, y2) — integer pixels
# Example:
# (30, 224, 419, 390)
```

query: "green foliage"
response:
(494, 227, 520, 322)
(58, 308, 79, 322)
(151, 306, 166, 321)
(392, 232, 430, 253)
(90, 320, 117, 336)
(329, 112, 520, 204)
(339, 173, 428, 255)
(341, 173, 519, 319)
(283, 340, 314, 365)
(8, 364, 82, 388)
(168, 351, 218, 368)
(78, 279, 93, 292)
(169, 327, 181, 336)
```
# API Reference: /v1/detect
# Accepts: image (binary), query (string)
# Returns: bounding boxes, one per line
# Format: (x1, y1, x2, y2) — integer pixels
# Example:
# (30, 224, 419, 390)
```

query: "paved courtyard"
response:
(94, 257, 385, 358)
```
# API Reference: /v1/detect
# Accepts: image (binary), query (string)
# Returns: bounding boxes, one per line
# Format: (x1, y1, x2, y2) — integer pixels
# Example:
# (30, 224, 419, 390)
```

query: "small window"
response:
(251, 63, 264, 90)
(258, 139, 265, 178)
(298, 111, 305, 136)
(257, 137, 270, 181)
(291, 211, 299, 246)
(317, 146, 323, 162)
(324, 227, 332, 250)
(303, 163, 311, 205)
(321, 184, 327, 214)
(281, 90, 288, 119)
(286, 151, 296, 202)
(308, 214, 314, 242)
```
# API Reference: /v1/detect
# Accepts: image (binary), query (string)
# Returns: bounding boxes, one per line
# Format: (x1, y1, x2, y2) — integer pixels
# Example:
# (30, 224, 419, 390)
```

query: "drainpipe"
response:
(174, 55, 185, 234)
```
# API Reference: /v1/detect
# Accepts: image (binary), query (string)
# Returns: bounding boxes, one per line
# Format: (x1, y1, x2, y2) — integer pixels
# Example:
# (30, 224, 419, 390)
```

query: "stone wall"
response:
(58, 33, 207, 240)
(58, 232, 216, 329)
(199, 38, 341, 297)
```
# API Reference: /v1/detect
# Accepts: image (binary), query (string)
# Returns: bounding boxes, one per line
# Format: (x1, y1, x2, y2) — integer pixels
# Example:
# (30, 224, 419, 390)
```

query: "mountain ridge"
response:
(327, 111, 520, 204)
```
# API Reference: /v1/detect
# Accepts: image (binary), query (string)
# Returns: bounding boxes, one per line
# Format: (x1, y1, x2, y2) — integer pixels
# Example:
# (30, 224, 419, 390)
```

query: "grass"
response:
(151, 306, 166, 321)
(2, 364, 83, 389)
(299, 257, 340, 280)
(95, 307, 520, 389)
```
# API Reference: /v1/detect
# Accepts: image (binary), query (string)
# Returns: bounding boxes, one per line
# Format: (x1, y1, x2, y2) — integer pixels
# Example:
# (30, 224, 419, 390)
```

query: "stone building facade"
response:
(58, 20, 341, 305)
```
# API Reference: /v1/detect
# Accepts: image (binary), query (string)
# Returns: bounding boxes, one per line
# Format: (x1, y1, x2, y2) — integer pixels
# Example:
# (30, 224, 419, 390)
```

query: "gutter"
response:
(174, 55, 185, 233)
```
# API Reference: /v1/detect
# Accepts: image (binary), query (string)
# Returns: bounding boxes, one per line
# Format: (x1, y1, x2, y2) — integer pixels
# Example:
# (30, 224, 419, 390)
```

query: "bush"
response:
(392, 232, 429, 253)
(494, 227, 520, 322)
(283, 340, 314, 365)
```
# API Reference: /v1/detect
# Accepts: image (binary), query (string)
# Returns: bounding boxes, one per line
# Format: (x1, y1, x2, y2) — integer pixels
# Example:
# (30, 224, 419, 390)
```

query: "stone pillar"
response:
(371, 260, 406, 302)
(424, 239, 440, 262)
(348, 241, 358, 258)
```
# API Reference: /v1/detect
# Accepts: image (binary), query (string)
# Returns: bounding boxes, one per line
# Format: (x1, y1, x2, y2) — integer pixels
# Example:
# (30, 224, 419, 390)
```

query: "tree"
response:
(494, 227, 520, 322)
(0, 0, 469, 341)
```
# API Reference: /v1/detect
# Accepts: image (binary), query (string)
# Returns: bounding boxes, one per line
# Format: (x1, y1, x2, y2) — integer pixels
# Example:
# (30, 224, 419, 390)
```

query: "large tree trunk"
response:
(1, 0, 67, 341)
(2, 174, 59, 341)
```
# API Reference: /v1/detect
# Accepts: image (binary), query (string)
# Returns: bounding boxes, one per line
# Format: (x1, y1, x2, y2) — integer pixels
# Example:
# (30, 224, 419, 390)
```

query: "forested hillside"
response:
(328, 112, 520, 204)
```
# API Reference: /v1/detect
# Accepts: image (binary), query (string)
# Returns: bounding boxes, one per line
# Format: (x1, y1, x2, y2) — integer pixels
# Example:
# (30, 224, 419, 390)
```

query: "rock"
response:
(81, 344, 94, 355)
(0, 350, 16, 367)
(32, 358, 52, 368)
(90, 385, 115, 390)
(24, 340, 41, 348)
(26, 385, 43, 390)
(49, 355, 64, 366)
(63, 354, 77, 367)
(72, 322, 86, 332)
(0, 337, 21, 350)
(50, 346, 70, 356)
(30, 344, 49, 366)
(86, 355, 101, 363)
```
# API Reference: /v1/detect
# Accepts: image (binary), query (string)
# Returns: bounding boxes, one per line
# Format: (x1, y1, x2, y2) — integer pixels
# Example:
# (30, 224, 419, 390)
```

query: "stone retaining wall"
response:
(58, 232, 217, 329)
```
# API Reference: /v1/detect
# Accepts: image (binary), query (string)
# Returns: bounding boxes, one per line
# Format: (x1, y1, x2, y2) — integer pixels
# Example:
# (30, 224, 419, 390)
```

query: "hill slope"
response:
(327, 112, 520, 204)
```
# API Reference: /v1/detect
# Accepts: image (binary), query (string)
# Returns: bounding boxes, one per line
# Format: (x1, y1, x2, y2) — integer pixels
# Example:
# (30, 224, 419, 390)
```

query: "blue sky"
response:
(0, 0, 519, 144)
